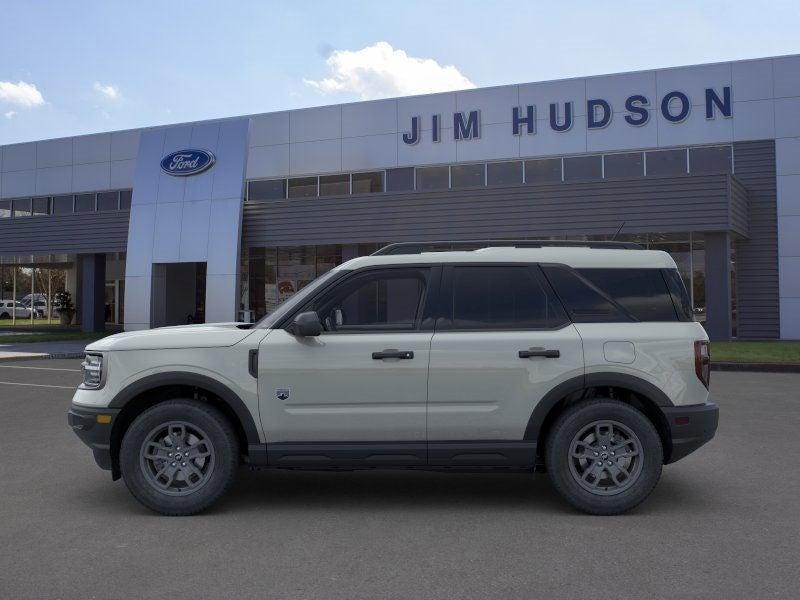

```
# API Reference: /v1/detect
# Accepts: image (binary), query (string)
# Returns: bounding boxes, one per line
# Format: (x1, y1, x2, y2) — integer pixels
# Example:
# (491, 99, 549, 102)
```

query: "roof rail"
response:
(372, 240, 644, 255)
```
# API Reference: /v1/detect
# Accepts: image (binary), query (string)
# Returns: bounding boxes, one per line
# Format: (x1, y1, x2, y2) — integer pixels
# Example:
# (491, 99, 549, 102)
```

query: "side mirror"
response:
(289, 311, 322, 337)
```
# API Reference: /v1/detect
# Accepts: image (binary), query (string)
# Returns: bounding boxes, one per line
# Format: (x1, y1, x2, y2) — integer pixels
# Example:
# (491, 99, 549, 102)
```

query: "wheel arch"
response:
(108, 372, 260, 479)
(525, 373, 674, 464)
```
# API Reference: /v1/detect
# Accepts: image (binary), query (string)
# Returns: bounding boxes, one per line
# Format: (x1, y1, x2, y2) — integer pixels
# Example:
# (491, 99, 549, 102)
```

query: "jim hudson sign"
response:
(401, 86, 732, 145)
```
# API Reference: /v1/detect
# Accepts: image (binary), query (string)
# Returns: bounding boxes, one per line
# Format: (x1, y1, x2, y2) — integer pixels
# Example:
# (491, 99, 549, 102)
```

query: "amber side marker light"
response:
(96, 414, 112, 424)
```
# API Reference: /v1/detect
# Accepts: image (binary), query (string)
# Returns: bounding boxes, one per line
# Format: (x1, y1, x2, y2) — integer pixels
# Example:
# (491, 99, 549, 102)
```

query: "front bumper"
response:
(662, 402, 719, 464)
(67, 405, 120, 472)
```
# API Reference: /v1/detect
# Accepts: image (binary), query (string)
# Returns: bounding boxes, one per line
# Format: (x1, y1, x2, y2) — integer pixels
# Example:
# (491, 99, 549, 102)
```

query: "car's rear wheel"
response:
(545, 399, 663, 515)
(120, 400, 238, 515)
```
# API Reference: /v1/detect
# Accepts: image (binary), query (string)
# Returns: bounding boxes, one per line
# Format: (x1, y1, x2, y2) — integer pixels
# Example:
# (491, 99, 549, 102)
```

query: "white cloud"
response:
(304, 41, 475, 100)
(93, 82, 121, 100)
(4, 110, 16, 119)
(0, 81, 44, 107)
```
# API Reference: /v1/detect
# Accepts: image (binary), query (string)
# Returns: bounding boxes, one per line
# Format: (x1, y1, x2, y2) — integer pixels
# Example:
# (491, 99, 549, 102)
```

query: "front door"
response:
(258, 266, 437, 467)
(426, 264, 584, 466)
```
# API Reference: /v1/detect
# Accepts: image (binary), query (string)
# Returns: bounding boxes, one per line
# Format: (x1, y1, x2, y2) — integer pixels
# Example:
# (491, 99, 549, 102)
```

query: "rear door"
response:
(426, 264, 584, 466)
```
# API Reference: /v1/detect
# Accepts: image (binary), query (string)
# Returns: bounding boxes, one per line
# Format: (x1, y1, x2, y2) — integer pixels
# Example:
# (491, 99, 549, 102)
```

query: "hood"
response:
(85, 323, 256, 352)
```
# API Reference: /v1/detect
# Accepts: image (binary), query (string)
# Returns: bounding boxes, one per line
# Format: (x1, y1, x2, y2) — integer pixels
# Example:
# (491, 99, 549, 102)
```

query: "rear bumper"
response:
(67, 405, 120, 472)
(662, 402, 719, 464)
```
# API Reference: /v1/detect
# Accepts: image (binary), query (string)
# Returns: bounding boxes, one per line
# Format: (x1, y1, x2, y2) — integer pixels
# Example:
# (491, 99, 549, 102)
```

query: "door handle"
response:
(372, 349, 414, 360)
(519, 348, 560, 359)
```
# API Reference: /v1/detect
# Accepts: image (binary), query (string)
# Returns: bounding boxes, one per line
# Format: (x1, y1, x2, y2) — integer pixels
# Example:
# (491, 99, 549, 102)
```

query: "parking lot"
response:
(0, 359, 798, 599)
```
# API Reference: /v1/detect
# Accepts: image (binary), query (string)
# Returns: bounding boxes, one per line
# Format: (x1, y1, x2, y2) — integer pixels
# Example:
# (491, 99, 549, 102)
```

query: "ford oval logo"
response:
(160, 149, 215, 176)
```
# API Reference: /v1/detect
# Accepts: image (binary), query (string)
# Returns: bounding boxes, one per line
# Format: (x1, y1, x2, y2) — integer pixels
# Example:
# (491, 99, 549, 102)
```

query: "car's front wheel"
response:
(120, 400, 238, 515)
(546, 399, 663, 515)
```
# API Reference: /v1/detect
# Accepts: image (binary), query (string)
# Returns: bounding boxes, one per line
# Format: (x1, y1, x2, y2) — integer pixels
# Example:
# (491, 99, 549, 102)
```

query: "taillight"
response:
(694, 340, 710, 389)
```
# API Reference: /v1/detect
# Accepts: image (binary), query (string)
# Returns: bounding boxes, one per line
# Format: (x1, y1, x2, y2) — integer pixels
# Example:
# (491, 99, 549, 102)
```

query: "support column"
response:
(80, 254, 106, 333)
(704, 232, 732, 341)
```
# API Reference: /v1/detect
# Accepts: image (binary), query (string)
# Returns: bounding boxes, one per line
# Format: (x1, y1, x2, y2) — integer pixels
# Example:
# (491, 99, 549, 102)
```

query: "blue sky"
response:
(1, 0, 799, 144)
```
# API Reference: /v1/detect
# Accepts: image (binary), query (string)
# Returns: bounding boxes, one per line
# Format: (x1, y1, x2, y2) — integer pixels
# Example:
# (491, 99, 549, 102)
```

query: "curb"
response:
(0, 352, 84, 362)
(712, 362, 800, 373)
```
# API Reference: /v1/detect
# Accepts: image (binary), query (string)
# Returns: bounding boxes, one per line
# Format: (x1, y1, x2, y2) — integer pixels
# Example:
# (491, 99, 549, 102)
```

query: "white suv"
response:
(68, 241, 718, 516)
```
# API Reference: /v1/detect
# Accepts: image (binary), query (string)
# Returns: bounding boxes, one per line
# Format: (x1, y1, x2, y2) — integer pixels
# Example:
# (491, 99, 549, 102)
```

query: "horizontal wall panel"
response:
(243, 173, 746, 247)
(0, 211, 130, 256)
(732, 140, 779, 339)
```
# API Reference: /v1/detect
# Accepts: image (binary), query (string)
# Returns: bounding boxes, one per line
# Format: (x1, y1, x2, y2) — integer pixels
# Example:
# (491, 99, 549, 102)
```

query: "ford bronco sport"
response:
(68, 241, 718, 515)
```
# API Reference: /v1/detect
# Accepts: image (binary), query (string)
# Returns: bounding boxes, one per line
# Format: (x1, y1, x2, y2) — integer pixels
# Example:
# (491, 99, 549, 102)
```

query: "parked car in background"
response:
(0, 300, 32, 319)
(20, 295, 48, 318)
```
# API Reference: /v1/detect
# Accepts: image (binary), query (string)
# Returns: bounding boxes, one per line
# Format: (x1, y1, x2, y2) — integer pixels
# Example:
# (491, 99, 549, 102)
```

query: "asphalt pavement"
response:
(0, 359, 798, 599)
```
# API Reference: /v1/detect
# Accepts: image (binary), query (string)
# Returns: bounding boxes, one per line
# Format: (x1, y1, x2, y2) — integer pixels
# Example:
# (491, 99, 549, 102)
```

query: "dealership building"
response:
(1, 54, 800, 340)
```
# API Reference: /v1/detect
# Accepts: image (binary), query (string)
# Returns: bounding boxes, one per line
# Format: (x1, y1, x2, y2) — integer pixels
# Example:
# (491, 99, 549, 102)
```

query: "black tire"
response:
(545, 399, 663, 515)
(0, 312, 10, 319)
(120, 400, 239, 516)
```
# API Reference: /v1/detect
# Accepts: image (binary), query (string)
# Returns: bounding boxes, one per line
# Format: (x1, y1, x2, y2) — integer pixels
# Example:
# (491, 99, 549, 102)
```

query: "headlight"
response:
(81, 353, 104, 389)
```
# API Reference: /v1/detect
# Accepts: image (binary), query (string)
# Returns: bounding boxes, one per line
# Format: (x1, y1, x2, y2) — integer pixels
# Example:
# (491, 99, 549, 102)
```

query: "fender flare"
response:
(523, 372, 673, 441)
(108, 371, 261, 445)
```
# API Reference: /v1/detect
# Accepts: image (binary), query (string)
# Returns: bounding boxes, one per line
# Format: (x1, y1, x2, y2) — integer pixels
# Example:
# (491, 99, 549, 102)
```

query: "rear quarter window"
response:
(576, 268, 680, 322)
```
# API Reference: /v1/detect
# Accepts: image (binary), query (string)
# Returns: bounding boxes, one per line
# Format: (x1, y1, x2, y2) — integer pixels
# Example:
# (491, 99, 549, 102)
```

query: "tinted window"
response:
(604, 152, 644, 178)
(319, 174, 350, 196)
(32, 197, 49, 216)
(563, 155, 602, 181)
(249, 179, 286, 201)
(577, 268, 678, 321)
(646, 149, 686, 176)
(663, 268, 693, 321)
(119, 190, 132, 210)
(98, 191, 119, 211)
(314, 270, 427, 331)
(0, 200, 10, 218)
(451, 163, 485, 188)
(525, 158, 562, 183)
(416, 166, 449, 191)
(386, 167, 415, 192)
(288, 177, 317, 198)
(449, 266, 567, 330)
(74, 194, 95, 212)
(52, 195, 74, 214)
(352, 172, 384, 194)
(690, 146, 732, 174)
(13, 198, 32, 217)
(542, 266, 631, 323)
(487, 161, 523, 186)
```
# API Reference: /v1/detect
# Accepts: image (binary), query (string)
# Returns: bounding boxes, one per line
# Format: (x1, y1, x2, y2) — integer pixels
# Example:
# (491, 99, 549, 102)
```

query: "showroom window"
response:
(646, 149, 687, 176)
(386, 167, 415, 192)
(451, 163, 485, 188)
(98, 191, 119, 211)
(288, 177, 318, 198)
(690, 145, 732, 174)
(416, 166, 449, 191)
(249, 179, 286, 201)
(525, 158, 562, 184)
(74, 194, 96, 212)
(604, 152, 644, 178)
(319, 174, 350, 196)
(12, 198, 32, 218)
(563, 155, 602, 181)
(32, 197, 50, 216)
(352, 172, 384, 194)
(52, 195, 74, 214)
(487, 161, 523, 186)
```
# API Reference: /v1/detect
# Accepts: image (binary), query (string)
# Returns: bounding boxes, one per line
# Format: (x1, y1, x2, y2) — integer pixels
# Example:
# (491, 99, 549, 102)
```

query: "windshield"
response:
(255, 269, 341, 329)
